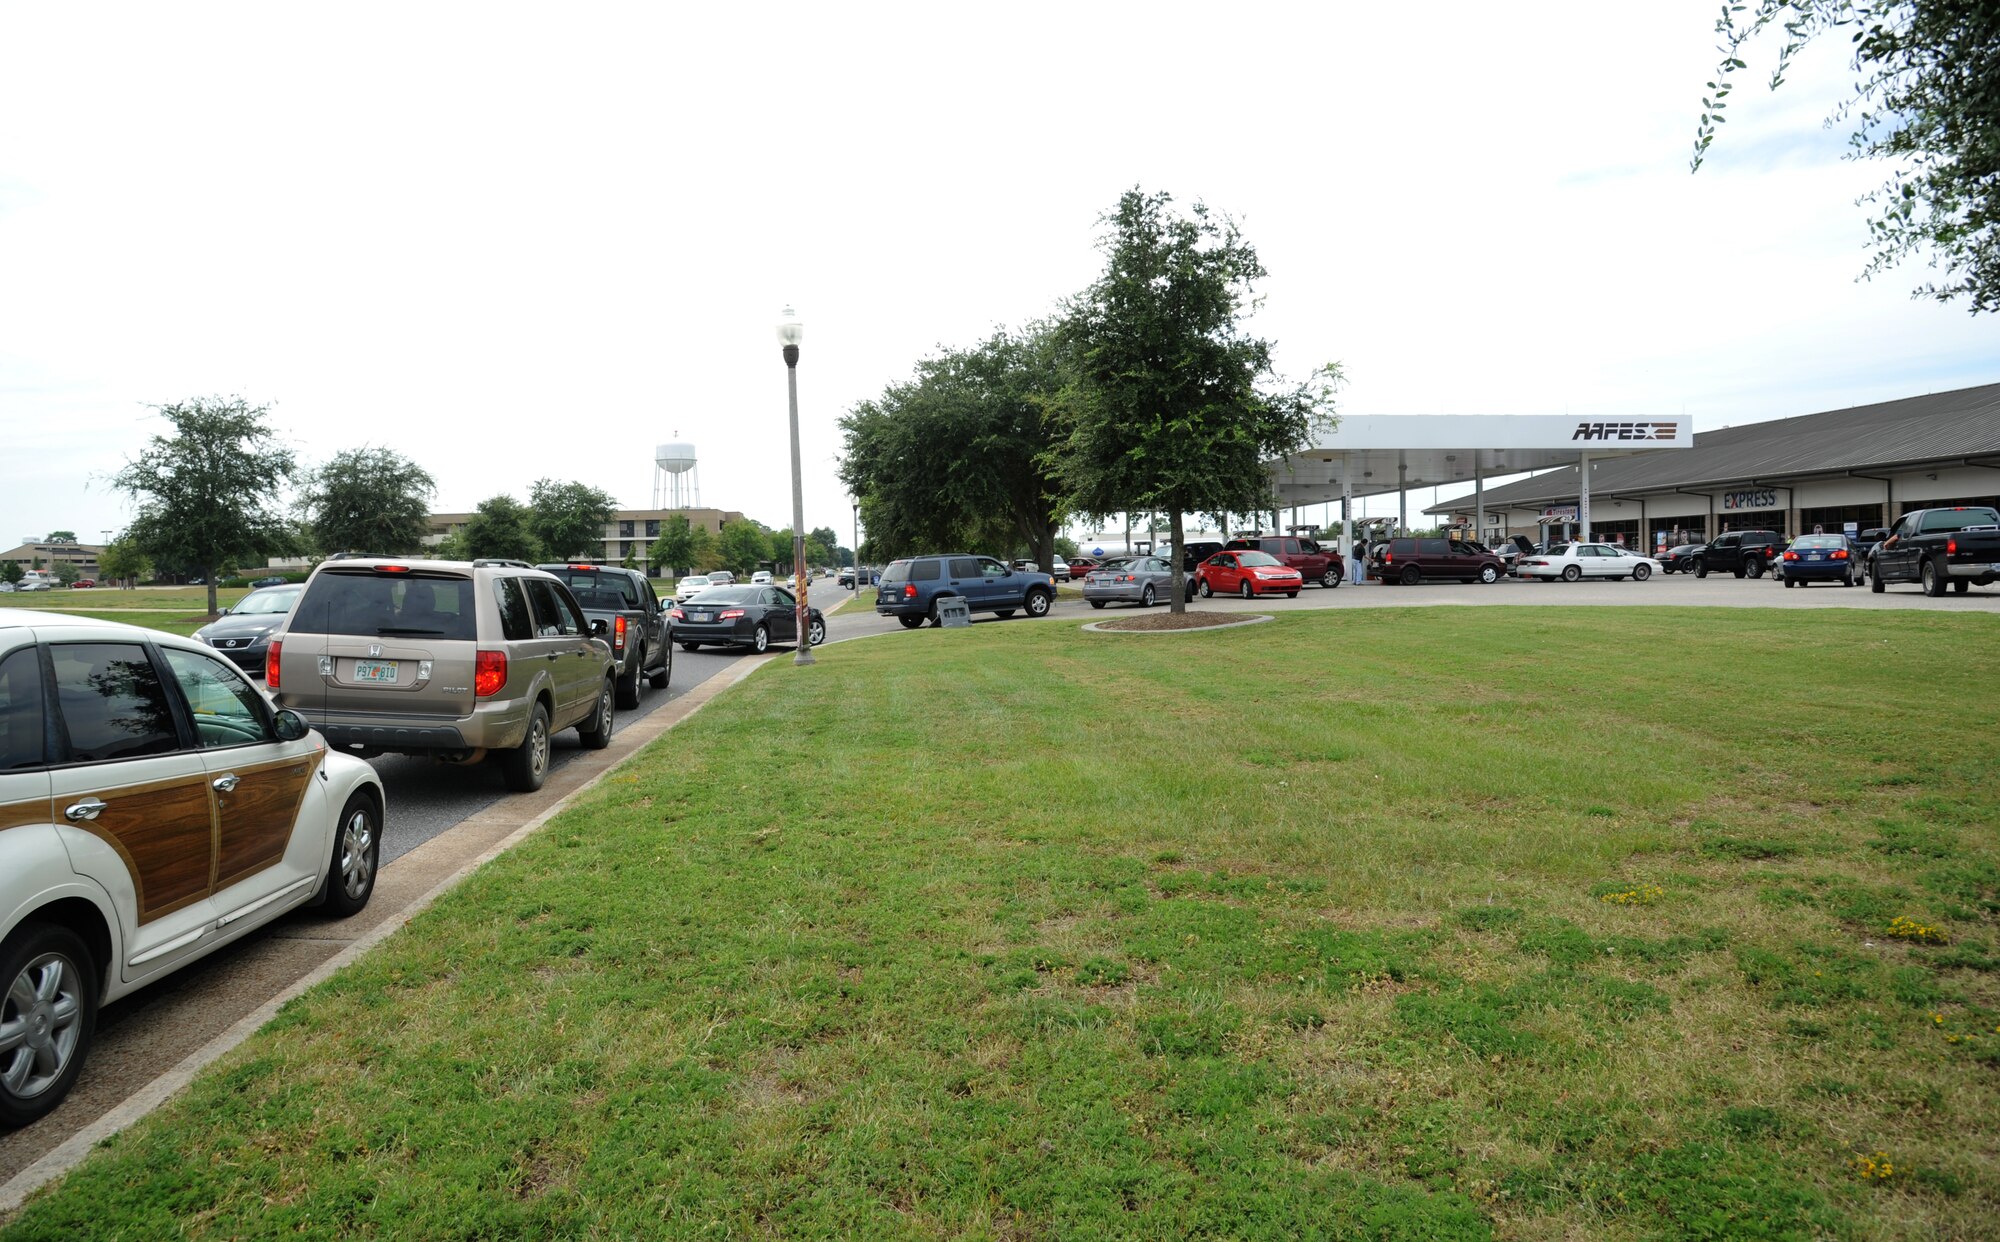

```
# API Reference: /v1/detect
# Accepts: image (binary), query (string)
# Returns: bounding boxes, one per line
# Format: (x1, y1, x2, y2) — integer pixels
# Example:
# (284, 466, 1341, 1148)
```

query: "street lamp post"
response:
(778, 306, 813, 666)
(852, 501, 860, 595)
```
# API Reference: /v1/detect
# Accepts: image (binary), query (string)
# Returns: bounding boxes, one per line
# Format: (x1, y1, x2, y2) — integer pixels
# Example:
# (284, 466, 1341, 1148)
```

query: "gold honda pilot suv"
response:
(270, 558, 617, 792)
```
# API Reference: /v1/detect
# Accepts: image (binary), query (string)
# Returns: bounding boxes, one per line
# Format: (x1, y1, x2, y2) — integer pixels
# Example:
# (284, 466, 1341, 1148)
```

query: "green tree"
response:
(462, 495, 540, 562)
(718, 520, 771, 575)
(766, 527, 794, 571)
(687, 523, 717, 572)
(45, 530, 77, 542)
(0, 562, 22, 586)
(649, 514, 696, 576)
(98, 537, 150, 588)
(1049, 189, 1339, 613)
(300, 446, 438, 556)
(528, 479, 616, 562)
(111, 395, 300, 616)
(52, 561, 79, 586)
(1694, 0, 2000, 312)
(804, 531, 837, 569)
(840, 327, 1068, 569)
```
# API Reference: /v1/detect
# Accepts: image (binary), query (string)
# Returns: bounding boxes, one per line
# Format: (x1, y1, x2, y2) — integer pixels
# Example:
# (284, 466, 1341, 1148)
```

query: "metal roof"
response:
(1424, 382, 2000, 514)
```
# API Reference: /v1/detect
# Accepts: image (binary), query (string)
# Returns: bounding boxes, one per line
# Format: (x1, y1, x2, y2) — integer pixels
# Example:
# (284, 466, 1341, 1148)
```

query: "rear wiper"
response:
(374, 626, 446, 636)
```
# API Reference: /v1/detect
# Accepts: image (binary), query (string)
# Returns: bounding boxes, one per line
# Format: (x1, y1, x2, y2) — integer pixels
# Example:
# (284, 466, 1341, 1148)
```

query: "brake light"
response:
(1833, 549, 1849, 560)
(719, 609, 745, 620)
(1948, 537, 1958, 555)
(266, 640, 281, 688)
(613, 614, 627, 654)
(1784, 551, 1799, 561)
(376, 564, 410, 574)
(567, 564, 592, 570)
(475, 650, 506, 697)
(1383, 552, 1393, 563)
(668, 607, 684, 620)
(903, 584, 916, 599)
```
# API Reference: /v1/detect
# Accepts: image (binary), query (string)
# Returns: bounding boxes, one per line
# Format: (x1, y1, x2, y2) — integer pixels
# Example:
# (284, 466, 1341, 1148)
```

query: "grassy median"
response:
(7, 607, 1998, 1240)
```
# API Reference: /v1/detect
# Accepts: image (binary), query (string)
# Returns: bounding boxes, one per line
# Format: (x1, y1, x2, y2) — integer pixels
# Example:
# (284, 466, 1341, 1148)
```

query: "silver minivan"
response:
(270, 559, 617, 791)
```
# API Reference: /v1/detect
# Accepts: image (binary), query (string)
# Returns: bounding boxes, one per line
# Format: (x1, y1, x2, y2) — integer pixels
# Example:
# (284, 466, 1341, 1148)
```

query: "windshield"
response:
(234, 587, 301, 616)
(681, 575, 710, 586)
(1237, 551, 1281, 567)
(1919, 507, 2000, 533)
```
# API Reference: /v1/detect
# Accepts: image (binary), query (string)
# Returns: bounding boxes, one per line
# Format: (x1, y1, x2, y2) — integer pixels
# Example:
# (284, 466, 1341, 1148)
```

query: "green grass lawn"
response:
(8, 608, 1997, 1239)
(0, 609, 209, 636)
(0, 586, 248, 614)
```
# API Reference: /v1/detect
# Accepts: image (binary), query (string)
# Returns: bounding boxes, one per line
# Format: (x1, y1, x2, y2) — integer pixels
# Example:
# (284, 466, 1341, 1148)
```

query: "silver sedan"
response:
(1082, 556, 1178, 608)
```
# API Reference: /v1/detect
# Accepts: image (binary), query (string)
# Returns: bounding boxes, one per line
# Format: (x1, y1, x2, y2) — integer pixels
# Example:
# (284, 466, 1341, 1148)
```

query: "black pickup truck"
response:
(1693, 529, 1783, 579)
(1868, 506, 2000, 596)
(538, 563, 674, 706)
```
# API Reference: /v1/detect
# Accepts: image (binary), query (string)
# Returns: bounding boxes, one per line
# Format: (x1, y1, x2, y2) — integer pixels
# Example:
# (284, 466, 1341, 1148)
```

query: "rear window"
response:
(50, 642, 180, 762)
(1920, 507, 2000, 533)
(290, 570, 477, 640)
(880, 561, 911, 586)
(543, 569, 641, 609)
(1793, 536, 1844, 549)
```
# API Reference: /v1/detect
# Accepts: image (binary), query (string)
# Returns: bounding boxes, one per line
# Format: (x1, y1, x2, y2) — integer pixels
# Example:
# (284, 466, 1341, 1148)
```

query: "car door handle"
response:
(65, 798, 107, 822)
(213, 774, 240, 793)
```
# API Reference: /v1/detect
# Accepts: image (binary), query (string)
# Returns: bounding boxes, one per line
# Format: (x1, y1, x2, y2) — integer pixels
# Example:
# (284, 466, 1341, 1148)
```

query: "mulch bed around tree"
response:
(1088, 611, 1265, 632)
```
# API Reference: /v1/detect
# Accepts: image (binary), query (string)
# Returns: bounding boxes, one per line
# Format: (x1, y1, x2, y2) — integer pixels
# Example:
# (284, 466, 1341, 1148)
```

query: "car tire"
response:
(1239, 580, 1254, 599)
(1694, 559, 1707, 578)
(1632, 565, 1651, 582)
(1400, 565, 1421, 586)
(323, 791, 379, 917)
(1286, 591, 1298, 599)
(807, 616, 827, 645)
(1561, 565, 1582, 582)
(1746, 558, 1765, 579)
(615, 649, 644, 710)
(681, 641, 702, 652)
(1842, 571, 1854, 587)
(578, 680, 614, 750)
(503, 702, 552, 792)
(1198, 579, 1213, 598)
(1320, 568, 1340, 588)
(1024, 589, 1052, 618)
(649, 644, 673, 689)
(1783, 578, 1795, 588)
(1141, 584, 1156, 607)
(897, 616, 924, 630)
(1479, 565, 1499, 584)
(1922, 560, 1947, 597)
(1089, 600, 1106, 610)
(753, 624, 772, 651)
(1870, 565, 1886, 593)
(0, 923, 98, 1129)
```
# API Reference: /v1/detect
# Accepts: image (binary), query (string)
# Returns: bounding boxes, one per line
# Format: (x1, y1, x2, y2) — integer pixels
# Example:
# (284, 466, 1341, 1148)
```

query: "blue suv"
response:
(875, 555, 1057, 628)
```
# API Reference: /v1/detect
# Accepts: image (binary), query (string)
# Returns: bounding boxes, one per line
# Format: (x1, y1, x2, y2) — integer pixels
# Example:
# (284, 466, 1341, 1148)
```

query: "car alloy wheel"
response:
(753, 624, 771, 652)
(325, 793, 378, 916)
(504, 703, 552, 792)
(580, 682, 613, 750)
(1198, 579, 1213, 598)
(1694, 560, 1707, 578)
(1922, 560, 1946, 596)
(0, 925, 98, 1128)
(807, 617, 826, 645)
(1141, 584, 1156, 607)
(1479, 565, 1499, 584)
(1633, 565, 1650, 581)
(1025, 590, 1052, 618)
(1561, 565, 1581, 582)
(1239, 580, 1253, 599)
(1321, 568, 1339, 588)
(1400, 565, 1420, 586)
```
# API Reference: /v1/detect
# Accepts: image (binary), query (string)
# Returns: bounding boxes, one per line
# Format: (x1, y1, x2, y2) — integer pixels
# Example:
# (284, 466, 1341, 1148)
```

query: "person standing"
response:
(1351, 539, 1366, 584)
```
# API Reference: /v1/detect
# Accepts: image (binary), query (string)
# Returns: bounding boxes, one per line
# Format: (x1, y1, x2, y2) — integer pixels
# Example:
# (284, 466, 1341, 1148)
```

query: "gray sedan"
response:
(1082, 556, 1178, 609)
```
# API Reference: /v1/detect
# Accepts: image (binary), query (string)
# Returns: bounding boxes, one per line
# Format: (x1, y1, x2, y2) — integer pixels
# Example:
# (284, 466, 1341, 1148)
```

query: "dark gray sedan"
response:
(669, 585, 826, 653)
(1082, 556, 1178, 609)
(191, 584, 302, 672)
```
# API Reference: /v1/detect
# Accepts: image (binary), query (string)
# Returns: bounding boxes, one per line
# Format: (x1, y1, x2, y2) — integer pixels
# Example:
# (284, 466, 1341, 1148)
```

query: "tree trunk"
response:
(204, 567, 218, 619)
(1170, 511, 1187, 614)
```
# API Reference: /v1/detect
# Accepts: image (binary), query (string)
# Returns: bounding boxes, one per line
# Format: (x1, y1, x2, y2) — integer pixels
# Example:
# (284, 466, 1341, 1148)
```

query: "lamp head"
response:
(776, 306, 804, 348)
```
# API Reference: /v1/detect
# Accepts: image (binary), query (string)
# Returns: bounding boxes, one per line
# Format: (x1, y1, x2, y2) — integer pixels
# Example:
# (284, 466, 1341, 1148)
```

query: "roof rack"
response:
(471, 558, 533, 568)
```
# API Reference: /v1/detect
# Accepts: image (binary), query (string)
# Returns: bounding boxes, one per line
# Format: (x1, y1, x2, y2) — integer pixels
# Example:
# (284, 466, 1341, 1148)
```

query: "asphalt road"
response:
(6, 570, 1996, 1197)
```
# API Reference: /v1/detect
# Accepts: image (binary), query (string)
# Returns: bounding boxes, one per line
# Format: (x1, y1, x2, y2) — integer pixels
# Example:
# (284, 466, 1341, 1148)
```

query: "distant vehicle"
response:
(1195, 550, 1302, 598)
(249, 575, 288, 588)
(1083, 556, 1177, 609)
(1693, 530, 1782, 579)
(670, 584, 826, 653)
(1869, 505, 2000, 596)
(1050, 555, 1072, 582)
(1011, 560, 1040, 574)
(1224, 535, 1345, 588)
(14, 581, 51, 593)
(1066, 556, 1100, 579)
(1518, 543, 1660, 582)
(1777, 534, 1859, 588)
(875, 555, 1055, 628)
(673, 574, 714, 603)
(1656, 544, 1704, 573)
(538, 563, 674, 708)
(192, 583, 303, 672)
(750, 571, 774, 585)
(708, 570, 737, 585)
(1368, 537, 1506, 585)
(67, 578, 96, 589)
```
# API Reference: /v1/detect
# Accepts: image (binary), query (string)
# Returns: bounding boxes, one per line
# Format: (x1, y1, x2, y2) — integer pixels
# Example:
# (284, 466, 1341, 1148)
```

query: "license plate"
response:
(1808, 553, 1823, 560)
(353, 660, 398, 683)
(690, 611, 712, 623)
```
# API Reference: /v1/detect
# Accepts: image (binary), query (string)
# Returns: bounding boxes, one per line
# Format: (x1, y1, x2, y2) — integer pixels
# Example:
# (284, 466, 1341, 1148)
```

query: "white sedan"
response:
(673, 574, 715, 603)
(1518, 542, 1662, 582)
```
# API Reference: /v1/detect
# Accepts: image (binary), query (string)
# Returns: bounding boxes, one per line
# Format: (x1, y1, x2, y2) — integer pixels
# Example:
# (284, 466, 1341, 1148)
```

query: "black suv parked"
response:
(537, 563, 673, 708)
(1368, 537, 1506, 585)
(875, 555, 1056, 628)
(1693, 530, 1782, 579)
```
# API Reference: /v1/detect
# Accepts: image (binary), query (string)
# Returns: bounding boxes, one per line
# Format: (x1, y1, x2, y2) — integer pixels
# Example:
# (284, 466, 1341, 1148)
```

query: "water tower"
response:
(652, 439, 701, 510)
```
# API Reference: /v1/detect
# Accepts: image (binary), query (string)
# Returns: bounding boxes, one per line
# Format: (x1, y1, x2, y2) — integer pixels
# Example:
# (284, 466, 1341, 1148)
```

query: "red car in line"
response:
(1194, 550, 1303, 598)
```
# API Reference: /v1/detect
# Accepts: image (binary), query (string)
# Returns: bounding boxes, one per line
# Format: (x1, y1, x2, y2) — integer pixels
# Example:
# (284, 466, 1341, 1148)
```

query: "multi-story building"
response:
(1, 539, 102, 580)
(424, 507, 749, 567)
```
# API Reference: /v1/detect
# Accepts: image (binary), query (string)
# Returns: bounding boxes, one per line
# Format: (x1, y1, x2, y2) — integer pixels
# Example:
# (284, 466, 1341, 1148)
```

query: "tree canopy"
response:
(98, 536, 151, 586)
(462, 495, 539, 562)
(718, 520, 772, 575)
(111, 396, 299, 615)
(300, 446, 438, 556)
(0, 562, 21, 586)
(650, 514, 697, 576)
(1694, 0, 2000, 313)
(1050, 189, 1340, 611)
(528, 479, 616, 562)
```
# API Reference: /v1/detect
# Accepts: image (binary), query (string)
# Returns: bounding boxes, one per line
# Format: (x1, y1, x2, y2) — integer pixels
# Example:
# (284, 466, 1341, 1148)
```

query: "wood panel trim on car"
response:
(213, 751, 322, 891)
(0, 798, 51, 833)
(66, 772, 216, 924)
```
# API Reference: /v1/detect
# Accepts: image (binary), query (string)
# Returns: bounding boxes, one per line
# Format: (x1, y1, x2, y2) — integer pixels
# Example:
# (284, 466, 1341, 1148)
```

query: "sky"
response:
(3, 2, 1995, 553)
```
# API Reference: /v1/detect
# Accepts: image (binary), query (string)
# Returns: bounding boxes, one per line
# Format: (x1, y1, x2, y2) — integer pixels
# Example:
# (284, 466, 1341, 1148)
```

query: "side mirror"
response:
(273, 708, 310, 742)
(217, 607, 231, 617)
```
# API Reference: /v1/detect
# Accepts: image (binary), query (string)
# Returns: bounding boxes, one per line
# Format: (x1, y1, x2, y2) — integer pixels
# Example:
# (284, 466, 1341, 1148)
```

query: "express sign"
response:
(1722, 489, 1780, 510)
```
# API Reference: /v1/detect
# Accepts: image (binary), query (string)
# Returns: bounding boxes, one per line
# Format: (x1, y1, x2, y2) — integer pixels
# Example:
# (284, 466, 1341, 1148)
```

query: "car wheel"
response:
(807, 616, 827, 645)
(1286, 591, 1298, 598)
(897, 616, 925, 629)
(681, 641, 702, 652)
(1239, 580, 1254, 599)
(648, 643, 673, 689)
(615, 649, 643, 710)
(753, 624, 772, 651)
(1025, 589, 1052, 618)
(503, 702, 552, 792)
(1922, 560, 1947, 597)
(1870, 565, 1886, 593)
(323, 791, 379, 917)
(1745, 558, 1765, 579)
(1479, 565, 1499, 584)
(1561, 565, 1582, 582)
(1141, 584, 1156, 607)
(0, 923, 98, 1129)
(1089, 600, 1106, 610)
(1198, 578, 1213, 598)
(1633, 565, 1651, 581)
(1320, 567, 1339, 588)
(1694, 559, 1708, 578)
(1842, 571, 1855, 587)
(1783, 577, 1795, 588)
(578, 680, 614, 750)
(1399, 565, 1421, 586)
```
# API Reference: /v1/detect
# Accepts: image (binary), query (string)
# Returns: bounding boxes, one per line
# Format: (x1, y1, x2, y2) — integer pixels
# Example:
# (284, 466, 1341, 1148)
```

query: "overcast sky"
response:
(3, 2, 1994, 552)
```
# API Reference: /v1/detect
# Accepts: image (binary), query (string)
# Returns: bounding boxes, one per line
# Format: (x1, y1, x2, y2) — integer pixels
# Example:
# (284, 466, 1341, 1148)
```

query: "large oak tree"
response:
(300, 446, 437, 556)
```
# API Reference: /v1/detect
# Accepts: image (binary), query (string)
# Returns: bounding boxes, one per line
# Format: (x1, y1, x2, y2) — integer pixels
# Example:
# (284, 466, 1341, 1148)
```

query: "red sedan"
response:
(1195, 550, 1302, 598)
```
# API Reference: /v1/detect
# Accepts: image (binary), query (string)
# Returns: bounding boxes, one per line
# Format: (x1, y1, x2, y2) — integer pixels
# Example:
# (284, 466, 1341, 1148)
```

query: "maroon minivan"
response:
(1368, 537, 1506, 585)
(1223, 536, 1345, 588)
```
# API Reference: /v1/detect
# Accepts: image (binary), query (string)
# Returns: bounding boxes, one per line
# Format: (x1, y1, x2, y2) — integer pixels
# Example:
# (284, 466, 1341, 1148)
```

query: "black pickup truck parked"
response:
(1693, 529, 1783, 579)
(538, 563, 673, 706)
(1868, 507, 2000, 596)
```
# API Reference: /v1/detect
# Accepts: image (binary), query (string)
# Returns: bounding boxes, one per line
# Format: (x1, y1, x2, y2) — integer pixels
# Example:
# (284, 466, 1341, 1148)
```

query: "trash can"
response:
(936, 596, 972, 628)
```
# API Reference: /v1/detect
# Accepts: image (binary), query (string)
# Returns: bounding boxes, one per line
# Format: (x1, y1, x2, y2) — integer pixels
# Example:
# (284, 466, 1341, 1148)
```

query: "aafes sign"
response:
(1722, 489, 1780, 511)
(1572, 421, 1681, 442)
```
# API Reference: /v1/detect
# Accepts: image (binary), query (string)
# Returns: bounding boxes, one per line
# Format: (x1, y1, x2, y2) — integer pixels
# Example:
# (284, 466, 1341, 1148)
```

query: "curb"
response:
(1080, 613, 1273, 634)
